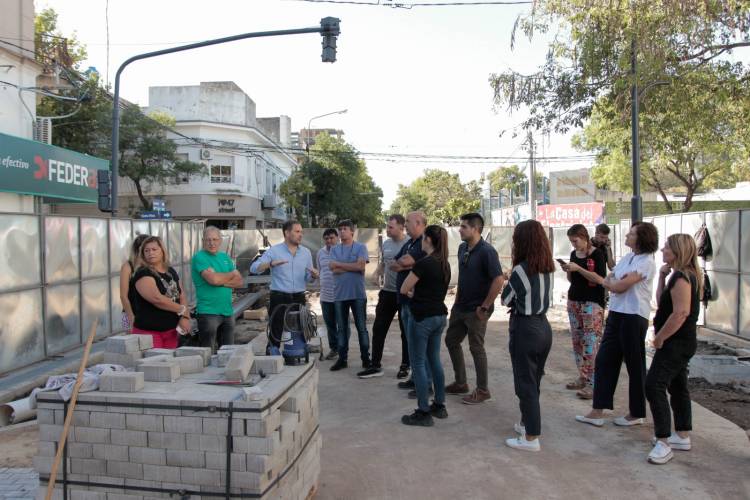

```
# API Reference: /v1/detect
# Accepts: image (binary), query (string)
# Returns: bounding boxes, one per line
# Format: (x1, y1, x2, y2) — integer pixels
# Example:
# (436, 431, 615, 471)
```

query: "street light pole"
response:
(630, 37, 642, 224)
(108, 18, 340, 215)
(303, 108, 347, 226)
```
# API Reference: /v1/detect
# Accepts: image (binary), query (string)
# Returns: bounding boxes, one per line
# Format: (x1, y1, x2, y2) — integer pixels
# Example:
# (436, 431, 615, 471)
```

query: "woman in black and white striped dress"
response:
(500, 220, 556, 452)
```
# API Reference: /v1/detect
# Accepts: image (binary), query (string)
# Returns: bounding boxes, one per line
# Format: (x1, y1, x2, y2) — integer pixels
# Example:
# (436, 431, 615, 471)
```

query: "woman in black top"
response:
(561, 224, 607, 400)
(645, 234, 702, 465)
(400, 225, 451, 427)
(500, 220, 556, 452)
(130, 236, 190, 349)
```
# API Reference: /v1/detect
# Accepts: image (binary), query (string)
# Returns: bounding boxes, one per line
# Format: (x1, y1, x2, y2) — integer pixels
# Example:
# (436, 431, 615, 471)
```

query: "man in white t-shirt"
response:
(317, 228, 340, 360)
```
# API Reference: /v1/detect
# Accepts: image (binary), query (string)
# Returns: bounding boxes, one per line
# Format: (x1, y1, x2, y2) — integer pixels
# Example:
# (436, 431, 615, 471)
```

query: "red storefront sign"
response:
(536, 202, 604, 227)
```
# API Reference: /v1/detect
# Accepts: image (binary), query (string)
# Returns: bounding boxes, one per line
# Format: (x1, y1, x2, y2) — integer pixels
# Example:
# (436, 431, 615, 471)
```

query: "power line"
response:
(287, 0, 532, 6)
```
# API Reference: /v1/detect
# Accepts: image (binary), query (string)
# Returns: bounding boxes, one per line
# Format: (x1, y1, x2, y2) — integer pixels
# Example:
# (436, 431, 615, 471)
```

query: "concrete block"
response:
(245, 409, 281, 438)
(106, 461, 144, 480)
(175, 346, 212, 366)
(107, 396, 144, 415)
(105, 335, 141, 354)
(144, 348, 174, 357)
(250, 355, 285, 375)
(173, 355, 204, 374)
(280, 381, 313, 413)
(180, 467, 221, 487)
(147, 431, 186, 450)
(186, 433, 226, 452)
(37, 440, 57, 457)
(135, 354, 170, 365)
(68, 442, 93, 459)
(279, 411, 299, 444)
(125, 414, 163, 432)
(105, 494, 143, 500)
(248, 335, 267, 356)
(39, 424, 63, 442)
(230, 471, 263, 491)
(163, 415, 202, 434)
(99, 372, 145, 393)
(205, 452, 247, 472)
(74, 426, 111, 444)
(142, 464, 181, 483)
(110, 429, 147, 447)
(245, 454, 272, 474)
(71, 457, 106, 475)
(219, 344, 247, 351)
(102, 351, 143, 368)
(232, 430, 280, 455)
(165, 449, 205, 468)
(128, 446, 167, 466)
(241, 386, 263, 402)
(134, 334, 153, 351)
(217, 350, 233, 367)
(37, 408, 55, 425)
(225, 347, 255, 382)
(89, 411, 126, 429)
(243, 309, 267, 321)
(70, 491, 105, 500)
(92, 444, 129, 462)
(202, 417, 245, 436)
(138, 362, 180, 382)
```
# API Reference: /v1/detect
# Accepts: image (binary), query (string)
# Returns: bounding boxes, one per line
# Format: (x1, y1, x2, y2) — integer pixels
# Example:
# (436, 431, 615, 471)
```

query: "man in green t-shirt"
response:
(192, 226, 244, 352)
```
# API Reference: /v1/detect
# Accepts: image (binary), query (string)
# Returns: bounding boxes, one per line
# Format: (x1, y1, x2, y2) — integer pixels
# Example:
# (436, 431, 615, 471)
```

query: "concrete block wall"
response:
(35, 363, 320, 500)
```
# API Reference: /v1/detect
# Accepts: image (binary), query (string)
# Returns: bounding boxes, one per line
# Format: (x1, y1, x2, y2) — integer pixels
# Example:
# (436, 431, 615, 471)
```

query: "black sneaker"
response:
(408, 387, 434, 399)
(430, 402, 448, 419)
(362, 358, 372, 369)
(325, 351, 339, 360)
(357, 367, 383, 379)
(330, 360, 348, 371)
(397, 379, 415, 390)
(401, 409, 434, 427)
(397, 365, 409, 379)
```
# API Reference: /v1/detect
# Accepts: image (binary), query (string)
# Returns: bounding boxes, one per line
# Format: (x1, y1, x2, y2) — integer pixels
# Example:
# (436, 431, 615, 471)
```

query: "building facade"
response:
(118, 81, 294, 228)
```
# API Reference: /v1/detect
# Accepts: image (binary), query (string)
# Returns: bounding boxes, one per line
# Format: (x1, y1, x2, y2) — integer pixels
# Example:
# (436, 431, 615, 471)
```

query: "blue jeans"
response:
(411, 315, 447, 412)
(320, 301, 338, 351)
(197, 314, 235, 353)
(402, 305, 431, 383)
(335, 299, 370, 362)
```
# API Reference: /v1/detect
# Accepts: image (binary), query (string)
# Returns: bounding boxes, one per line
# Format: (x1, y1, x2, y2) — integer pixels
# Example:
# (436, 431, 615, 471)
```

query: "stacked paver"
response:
(34, 335, 320, 500)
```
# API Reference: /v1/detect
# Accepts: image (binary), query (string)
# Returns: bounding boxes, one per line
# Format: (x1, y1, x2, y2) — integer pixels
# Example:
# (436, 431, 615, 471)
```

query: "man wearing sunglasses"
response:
(445, 213, 504, 405)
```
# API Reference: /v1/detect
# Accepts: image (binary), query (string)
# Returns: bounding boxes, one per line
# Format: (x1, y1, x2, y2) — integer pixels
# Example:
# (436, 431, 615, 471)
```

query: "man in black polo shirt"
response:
(445, 213, 504, 405)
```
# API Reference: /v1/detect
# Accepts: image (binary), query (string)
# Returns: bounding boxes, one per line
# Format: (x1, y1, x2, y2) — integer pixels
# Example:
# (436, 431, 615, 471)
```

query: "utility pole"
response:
(527, 130, 537, 219)
(630, 36, 642, 223)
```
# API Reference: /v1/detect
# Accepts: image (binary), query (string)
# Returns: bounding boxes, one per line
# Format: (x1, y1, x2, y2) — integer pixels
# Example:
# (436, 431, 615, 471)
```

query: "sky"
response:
(40, 0, 590, 207)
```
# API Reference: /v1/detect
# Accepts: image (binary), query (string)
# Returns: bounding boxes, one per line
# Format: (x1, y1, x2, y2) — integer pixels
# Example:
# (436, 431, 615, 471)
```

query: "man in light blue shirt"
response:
(329, 219, 371, 371)
(317, 228, 339, 360)
(250, 220, 318, 353)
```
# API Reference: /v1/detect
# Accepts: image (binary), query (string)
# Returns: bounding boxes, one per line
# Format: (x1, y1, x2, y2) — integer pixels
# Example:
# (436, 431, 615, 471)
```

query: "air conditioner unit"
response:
(34, 118, 52, 144)
(262, 194, 277, 209)
(200, 149, 212, 160)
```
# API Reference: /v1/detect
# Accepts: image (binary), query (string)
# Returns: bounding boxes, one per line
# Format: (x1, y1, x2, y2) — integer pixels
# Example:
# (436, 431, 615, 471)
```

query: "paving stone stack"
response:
(34, 353, 320, 500)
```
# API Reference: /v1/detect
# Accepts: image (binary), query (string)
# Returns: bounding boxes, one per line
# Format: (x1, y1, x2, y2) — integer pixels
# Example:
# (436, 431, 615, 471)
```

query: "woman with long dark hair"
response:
(500, 220, 556, 451)
(130, 236, 190, 349)
(645, 234, 702, 464)
(562, 224, 607, 400)
(575, 222, 658, 428)
(400, 225, 451, 427)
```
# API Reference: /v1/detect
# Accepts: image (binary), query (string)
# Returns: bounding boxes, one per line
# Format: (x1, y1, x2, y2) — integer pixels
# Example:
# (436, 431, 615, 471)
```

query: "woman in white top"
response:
(570, 222, 659, 427)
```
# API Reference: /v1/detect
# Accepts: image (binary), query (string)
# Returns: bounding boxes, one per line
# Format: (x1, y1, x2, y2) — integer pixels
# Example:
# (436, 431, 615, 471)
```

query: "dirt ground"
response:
(689, 378, 750, 430)
(0, 422, 37, 467)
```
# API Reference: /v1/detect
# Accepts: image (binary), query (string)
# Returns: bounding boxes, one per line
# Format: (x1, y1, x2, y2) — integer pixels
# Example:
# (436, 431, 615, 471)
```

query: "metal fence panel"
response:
(0, 214, 40, 291)
(704, 270, 739, 335)
(110, 275, 123, 334)
(741, 211, 750, 273)
(82, 278, 110, 339)
(740, 275, 750, 340)
(705, 211, 740, 272)
(232, 230, 261, 276)
(168, 222, 183, 265)
(133, 221, 149, 237)
(150, 221, 167, 246)
(45, 283, 81, 354)
(681, 213, 704, 240)
(45, 216, 79, 284)
(181, 264, 194, 304)
(109, 219, 132, 274)
(81, 218, 108, 279)
(0, 289, 44, 372)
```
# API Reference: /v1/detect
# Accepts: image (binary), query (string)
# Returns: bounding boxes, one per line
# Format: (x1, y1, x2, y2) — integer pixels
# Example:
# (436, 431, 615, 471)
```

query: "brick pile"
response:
(34, 336, 320, 500)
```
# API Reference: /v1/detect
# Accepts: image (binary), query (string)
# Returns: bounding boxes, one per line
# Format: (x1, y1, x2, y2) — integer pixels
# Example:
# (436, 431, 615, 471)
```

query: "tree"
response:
(488, 165, 526, 198)
(390, 169, 481, 225)
(35, 7, 87, 69)
(279, 133, 383, 227)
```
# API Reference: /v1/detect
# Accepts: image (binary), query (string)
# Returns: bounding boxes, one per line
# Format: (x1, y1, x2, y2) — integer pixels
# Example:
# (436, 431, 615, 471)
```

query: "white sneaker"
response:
(651, 433, 691, 451)
(505, 436, 540, 452)
(514, 422, 526, 435)
(613, 416, 645, 426)
(575, 415, 604, 427)
(648, 441, 674, 464)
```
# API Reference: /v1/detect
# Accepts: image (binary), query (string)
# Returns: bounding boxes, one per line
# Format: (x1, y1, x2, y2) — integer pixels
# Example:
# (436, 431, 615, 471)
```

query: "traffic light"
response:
(320, 17, 340, 63)
(97, 169, 112, 212)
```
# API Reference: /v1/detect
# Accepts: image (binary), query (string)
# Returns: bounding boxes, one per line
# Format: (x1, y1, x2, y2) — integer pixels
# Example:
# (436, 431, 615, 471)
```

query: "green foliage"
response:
(487, 165, 526, 197)
(35, 8, 87, 69)
(279, 134, 383, 227)
(390, 169, 481, 225)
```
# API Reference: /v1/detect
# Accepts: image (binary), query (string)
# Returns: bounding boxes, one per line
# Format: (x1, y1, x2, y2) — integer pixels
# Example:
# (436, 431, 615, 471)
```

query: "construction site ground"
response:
(1, 291, 748, 499)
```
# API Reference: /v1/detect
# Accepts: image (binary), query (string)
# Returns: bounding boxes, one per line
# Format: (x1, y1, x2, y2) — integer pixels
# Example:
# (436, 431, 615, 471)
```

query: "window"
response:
(211, 165, 232, 183)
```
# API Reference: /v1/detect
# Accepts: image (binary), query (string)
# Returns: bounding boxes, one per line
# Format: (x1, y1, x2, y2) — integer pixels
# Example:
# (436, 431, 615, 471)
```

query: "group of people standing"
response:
(120, 226, 244, 352)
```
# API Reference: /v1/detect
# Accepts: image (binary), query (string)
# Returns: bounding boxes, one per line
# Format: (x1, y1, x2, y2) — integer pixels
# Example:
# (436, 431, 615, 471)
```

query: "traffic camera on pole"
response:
(320, 17, 340, 63)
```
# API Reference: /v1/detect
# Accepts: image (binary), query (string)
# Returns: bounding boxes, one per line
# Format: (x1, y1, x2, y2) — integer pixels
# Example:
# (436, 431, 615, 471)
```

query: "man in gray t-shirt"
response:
(358, 214, 409, 379)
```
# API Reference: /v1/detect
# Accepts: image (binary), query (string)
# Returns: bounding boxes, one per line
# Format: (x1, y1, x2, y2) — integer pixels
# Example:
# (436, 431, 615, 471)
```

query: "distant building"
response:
(118, 81, 296, 229)
(293, 128, 345, 151)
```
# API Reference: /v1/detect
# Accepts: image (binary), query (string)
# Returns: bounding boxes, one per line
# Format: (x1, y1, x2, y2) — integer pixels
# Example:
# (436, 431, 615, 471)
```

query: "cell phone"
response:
(556, 258, 567, 267)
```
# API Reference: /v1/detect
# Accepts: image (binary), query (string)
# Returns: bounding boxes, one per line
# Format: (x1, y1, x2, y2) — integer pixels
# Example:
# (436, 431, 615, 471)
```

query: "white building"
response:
(0, 0, 44, 213)
(120, 81, 295, 228)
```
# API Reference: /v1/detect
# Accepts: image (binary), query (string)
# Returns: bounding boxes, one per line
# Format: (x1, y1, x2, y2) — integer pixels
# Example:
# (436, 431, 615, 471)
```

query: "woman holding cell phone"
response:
(559, 225, 608, 400)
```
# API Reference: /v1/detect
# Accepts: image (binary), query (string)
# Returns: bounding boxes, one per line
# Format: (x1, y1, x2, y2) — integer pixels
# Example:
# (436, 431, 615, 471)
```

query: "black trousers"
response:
(592, 311, 649, 418)
(371, 290, 408, 369)
(509, 313, 553, 437)
(646, 336, 697, 438)
(267, 291, 306, 351)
